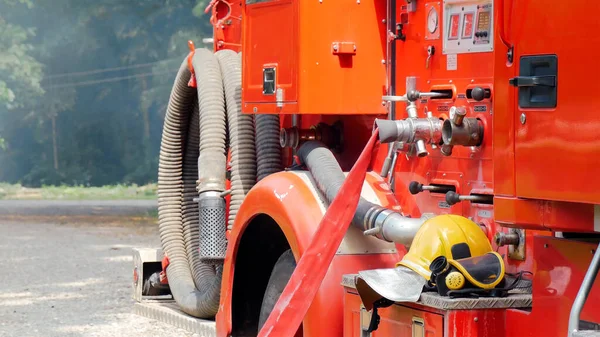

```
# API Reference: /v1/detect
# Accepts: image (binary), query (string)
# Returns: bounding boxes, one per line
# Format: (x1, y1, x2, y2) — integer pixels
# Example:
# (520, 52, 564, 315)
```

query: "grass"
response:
(0, 183, 157, 200)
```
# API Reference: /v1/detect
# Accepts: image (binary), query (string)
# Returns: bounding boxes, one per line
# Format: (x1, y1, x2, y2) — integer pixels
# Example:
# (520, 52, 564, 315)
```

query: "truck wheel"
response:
(258, 249, 296, 331)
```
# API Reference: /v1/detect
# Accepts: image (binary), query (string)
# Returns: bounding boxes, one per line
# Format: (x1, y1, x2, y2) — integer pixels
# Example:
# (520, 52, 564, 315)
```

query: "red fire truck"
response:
(136, 0, 600, 336)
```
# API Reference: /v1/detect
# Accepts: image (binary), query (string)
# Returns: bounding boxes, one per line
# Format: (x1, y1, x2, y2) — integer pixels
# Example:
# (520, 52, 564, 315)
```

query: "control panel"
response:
(442, 0, 493, 54)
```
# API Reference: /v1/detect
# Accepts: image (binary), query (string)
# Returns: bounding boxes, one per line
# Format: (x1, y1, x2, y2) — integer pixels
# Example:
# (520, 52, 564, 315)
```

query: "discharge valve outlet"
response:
(378, 89, 451, 157)
(441, 106, 484, 156)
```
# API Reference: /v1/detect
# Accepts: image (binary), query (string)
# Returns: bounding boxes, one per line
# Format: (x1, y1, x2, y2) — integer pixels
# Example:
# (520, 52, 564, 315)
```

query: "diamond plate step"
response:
(573, 331, 600, 337)
(133, 301, 216, 337)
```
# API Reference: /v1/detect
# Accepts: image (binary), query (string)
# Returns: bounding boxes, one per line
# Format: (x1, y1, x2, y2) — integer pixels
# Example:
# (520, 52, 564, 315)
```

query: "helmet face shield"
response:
(448, 252, 505, 289)
(356, 266, 426, 310)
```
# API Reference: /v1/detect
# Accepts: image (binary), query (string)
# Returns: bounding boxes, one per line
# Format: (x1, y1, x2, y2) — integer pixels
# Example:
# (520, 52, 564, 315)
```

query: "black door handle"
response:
(509, 75, 556, 87)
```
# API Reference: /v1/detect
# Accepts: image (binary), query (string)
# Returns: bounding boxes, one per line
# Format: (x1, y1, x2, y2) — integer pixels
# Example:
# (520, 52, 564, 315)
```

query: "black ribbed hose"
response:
(297, 141, 429, 246)
(255, 113, 283, 181)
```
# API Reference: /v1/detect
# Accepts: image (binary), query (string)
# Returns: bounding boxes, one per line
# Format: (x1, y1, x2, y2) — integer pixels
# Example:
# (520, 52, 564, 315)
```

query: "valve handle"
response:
(410, 181, 455, 195)
(382, 91, 446, 103)
(445, 191, 461, 205)
(409, 181, 423, 195)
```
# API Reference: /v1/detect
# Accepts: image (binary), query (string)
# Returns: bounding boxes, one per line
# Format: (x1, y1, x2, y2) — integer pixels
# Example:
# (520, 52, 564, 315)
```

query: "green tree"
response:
(0, 0, 213, 186)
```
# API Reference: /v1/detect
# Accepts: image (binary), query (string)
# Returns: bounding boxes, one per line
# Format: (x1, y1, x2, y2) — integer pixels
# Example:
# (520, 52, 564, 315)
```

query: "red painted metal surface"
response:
(510, 0, 600, 205)
(389, 0, 495, 233)
(505, 236, 600, 337)
(343, 290, 444, 337)
(257, 130, 379, 337)
(343, 288, 506, 337)
(208, 0, 242, 52)
(491, 0, 516, 198)
(494, 0, 600, 206)
(494, 196, 596, 233)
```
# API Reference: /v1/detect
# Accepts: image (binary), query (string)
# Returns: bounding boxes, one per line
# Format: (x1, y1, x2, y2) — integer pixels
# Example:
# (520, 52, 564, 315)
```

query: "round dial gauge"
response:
(427, 7, 438, 34)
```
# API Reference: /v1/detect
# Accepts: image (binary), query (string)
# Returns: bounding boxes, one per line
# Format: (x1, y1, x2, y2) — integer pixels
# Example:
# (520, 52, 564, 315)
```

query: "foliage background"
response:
(0, 0, 212, 187)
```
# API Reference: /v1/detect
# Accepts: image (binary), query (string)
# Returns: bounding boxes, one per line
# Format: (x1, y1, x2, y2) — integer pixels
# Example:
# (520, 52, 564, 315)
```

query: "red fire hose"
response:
(257, 129, 380, 337)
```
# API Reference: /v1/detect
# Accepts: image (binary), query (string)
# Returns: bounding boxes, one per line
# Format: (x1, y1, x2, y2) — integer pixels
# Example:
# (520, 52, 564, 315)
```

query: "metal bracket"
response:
(508, 228, 526, 261)
(332, 42, 357, 55)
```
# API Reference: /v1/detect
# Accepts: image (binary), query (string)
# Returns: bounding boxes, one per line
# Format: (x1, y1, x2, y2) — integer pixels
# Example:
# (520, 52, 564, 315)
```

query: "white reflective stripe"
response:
(288, 171, 327, 215)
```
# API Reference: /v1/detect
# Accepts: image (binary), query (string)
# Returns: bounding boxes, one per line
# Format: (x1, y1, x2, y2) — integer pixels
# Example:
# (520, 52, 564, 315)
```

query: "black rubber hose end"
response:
(374, 119, 399, 144)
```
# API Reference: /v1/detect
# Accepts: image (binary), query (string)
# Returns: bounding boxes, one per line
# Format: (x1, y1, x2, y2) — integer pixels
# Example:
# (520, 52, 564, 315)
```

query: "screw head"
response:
(333, 44, 338, 51)
(520, 113, 526, 124)
(381, 59, 386, 64)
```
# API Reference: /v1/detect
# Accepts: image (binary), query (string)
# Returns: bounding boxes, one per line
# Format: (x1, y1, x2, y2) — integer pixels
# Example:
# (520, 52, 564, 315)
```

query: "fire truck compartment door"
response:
(511, 0, 600, 205)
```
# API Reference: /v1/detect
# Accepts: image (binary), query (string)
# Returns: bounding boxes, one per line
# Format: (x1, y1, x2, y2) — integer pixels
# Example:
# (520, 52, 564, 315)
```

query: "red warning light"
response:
(449, 14, 460, 40)
(462, 12, 474, 39)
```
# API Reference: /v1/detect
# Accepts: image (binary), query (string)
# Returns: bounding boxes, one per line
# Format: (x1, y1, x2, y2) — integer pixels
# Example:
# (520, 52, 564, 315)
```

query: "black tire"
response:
(258, 249, 296, 331)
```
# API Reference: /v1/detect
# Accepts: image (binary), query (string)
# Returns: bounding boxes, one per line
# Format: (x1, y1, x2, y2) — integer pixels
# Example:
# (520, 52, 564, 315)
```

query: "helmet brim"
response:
(356, 266, 426, 310)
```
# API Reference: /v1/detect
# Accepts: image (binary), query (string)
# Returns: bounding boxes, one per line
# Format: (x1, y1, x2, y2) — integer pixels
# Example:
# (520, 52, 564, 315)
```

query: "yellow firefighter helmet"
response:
(397, 214, 493, 280)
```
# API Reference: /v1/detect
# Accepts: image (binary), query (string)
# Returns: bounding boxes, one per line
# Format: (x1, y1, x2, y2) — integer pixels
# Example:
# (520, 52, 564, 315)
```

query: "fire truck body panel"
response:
(242, 0, 388, 115)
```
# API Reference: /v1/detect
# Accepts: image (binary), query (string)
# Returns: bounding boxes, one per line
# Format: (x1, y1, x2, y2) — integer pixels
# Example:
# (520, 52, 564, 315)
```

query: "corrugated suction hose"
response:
(158, 53, 222, 318)
(193, 49, 228, 265)
(255, 114, 282, 181)
(158, 47, 280, 318)
(216, 50, 257, 230)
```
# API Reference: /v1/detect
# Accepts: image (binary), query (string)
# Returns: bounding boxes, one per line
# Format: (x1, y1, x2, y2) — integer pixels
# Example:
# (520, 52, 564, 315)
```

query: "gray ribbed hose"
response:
(215, 49, 256, 230)
(158, 58, 221, 318)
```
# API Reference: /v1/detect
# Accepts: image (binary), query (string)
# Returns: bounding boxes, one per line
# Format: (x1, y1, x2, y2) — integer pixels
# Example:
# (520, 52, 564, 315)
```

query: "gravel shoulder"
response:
(0, 219, 205, 337)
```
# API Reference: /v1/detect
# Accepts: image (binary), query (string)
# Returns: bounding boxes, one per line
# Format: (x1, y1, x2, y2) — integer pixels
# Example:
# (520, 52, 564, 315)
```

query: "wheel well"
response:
(231, 214, 291, 336)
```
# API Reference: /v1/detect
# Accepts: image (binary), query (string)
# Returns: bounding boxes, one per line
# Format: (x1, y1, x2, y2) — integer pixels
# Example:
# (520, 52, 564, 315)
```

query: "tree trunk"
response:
(52, 115, 58, 171)
(141, 78, 151, 162)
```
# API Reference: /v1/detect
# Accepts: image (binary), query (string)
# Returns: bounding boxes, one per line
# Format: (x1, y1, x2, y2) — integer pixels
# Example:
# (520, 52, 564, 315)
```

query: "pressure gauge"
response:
(427, 6, 438, 34)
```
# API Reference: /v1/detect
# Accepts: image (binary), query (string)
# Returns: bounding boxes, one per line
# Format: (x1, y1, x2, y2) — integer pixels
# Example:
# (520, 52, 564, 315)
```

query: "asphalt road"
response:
(0, 200, 157, 216)
(0, 207, 205, 337)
